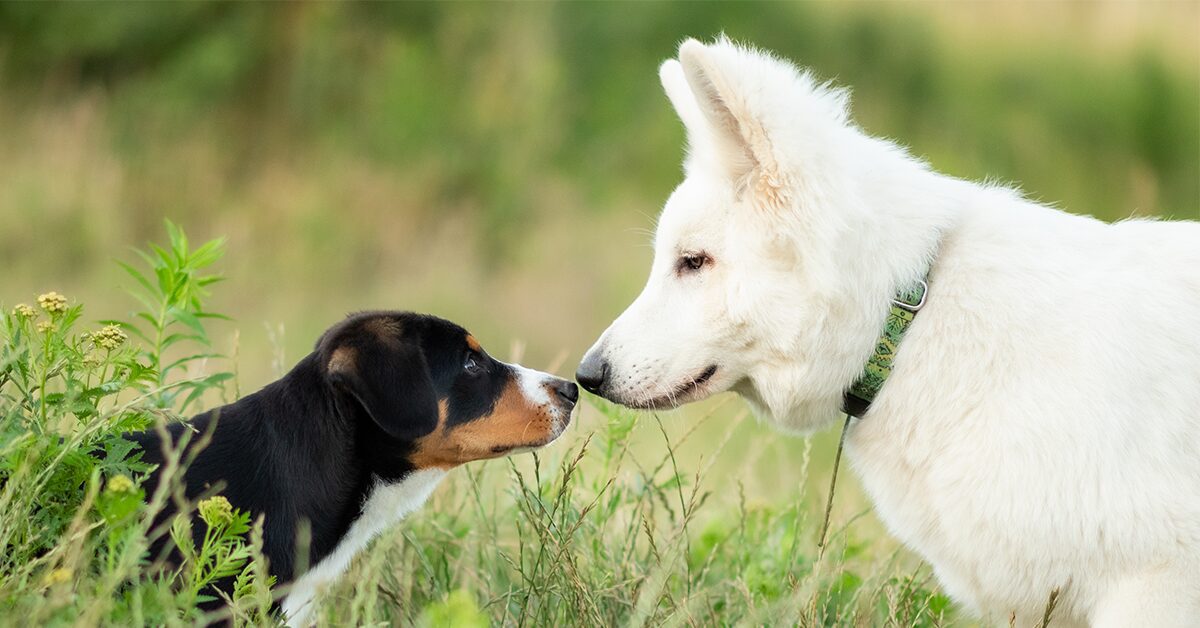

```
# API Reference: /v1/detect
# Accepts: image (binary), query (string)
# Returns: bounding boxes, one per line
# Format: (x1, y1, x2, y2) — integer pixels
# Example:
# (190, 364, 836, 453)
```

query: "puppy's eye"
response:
(464, 353, 484, 374)
(677, 253, 710, 274)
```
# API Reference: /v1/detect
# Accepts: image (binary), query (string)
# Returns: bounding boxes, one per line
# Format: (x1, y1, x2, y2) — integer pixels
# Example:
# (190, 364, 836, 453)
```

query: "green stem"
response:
(189, 524, 215, 602)
(152, 299, 170, 407)
(106, 530, 117, 573)
(37, 326, 52, 428)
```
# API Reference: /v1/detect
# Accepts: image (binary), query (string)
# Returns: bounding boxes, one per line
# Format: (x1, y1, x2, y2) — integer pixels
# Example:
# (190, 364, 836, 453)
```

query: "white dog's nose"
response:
(575, 351, 608, 395)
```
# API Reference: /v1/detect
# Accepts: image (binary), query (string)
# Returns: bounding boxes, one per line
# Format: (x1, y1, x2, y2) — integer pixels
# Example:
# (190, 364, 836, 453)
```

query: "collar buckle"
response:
(891, 279, 928, 313)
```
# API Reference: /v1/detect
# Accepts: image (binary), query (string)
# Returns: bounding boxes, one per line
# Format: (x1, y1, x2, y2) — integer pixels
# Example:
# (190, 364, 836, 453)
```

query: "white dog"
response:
(576, 38, 1200, 626)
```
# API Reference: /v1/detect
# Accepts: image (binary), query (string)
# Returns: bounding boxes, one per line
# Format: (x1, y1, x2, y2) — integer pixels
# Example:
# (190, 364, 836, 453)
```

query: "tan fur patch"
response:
(364, 317, 402, 344)
(328, 346, 356, 374)
(755, 169, 791, 209)
(465, 335, 482, 352)
(410, 378, 553, 470)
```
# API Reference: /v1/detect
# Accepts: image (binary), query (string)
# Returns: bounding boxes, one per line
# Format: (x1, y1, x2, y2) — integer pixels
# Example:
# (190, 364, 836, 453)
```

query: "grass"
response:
(326, 406, 954, 627)
(0, 225, 960, 627)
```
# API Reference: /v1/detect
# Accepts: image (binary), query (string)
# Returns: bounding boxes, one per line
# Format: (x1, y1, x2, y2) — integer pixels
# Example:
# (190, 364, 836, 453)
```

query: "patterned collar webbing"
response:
(842, 279, 928, 418)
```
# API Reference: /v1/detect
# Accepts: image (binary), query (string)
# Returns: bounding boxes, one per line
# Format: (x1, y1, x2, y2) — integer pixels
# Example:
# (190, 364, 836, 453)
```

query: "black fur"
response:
(127, 311, 556, 607)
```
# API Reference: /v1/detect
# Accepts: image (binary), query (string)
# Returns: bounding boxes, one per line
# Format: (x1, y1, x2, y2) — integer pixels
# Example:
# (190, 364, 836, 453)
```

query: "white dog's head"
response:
(577, 38, 938, 433)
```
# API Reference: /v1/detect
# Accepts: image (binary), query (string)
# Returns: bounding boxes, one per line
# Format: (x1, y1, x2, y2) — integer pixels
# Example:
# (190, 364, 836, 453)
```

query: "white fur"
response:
(282, 469, 446, 626)
(509, 362, 553, 409)
(581, 37, 1200, 625)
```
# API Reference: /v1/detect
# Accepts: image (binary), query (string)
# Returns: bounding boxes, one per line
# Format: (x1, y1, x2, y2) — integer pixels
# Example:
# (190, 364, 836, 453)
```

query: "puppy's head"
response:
(316, 312, 577, 472)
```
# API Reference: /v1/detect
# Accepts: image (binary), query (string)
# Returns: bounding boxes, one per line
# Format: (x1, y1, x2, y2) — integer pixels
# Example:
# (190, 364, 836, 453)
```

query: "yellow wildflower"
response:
(198, 496, 234, 526)
(106, 474, 135, 494)
(42, 568, 71, 586)
(36, 321, 55, 333)
(93, 325, 128, 351)
(37, 292, 67, 314)
(12, 303, 35, 318)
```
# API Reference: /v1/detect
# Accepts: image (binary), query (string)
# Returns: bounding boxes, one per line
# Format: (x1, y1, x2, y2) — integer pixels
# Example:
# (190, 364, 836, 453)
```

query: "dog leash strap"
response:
(817, 412, 853, 553)
(842, 279, 927, 417)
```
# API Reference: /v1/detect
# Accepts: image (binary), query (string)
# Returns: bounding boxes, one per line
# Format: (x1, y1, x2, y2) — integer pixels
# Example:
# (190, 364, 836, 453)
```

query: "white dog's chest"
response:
(840, 417, 1094, 624)
(844, 389, 1200, 627)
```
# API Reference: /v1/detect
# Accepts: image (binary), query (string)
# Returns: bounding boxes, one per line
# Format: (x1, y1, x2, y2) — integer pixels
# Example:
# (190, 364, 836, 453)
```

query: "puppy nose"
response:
(575, 353, 608, 395)
(552, 379, 579, 404)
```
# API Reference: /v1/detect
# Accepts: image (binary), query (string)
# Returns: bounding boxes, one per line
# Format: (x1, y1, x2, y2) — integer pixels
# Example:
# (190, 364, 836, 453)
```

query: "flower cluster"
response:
(12, 303, 36, 318)
(42, 568, 72, 587)
(198, 496, 234, 526)
(92, 325, 128, 351)
(37, 291, 67, 314)
(36, 321, 55, 333)
(105, 475, 135, 494)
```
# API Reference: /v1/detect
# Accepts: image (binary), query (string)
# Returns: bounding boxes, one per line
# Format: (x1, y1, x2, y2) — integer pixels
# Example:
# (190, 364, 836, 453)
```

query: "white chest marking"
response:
(281, 468, 446, 625)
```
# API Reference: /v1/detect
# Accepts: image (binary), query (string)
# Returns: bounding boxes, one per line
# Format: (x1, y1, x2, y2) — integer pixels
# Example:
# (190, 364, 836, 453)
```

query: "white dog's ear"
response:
(659, 59, 710, 152)
(677, 38, 789, 206)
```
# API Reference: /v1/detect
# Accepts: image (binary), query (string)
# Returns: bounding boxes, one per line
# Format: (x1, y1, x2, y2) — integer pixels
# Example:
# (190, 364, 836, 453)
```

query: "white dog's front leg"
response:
(1090, 567, 1200, 628)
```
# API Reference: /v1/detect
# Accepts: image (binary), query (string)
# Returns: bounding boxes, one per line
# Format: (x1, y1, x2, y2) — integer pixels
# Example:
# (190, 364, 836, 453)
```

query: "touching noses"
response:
(575, 351, 608, 395)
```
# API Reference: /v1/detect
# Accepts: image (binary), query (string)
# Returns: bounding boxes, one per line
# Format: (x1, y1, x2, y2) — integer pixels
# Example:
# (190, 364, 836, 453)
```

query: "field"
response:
(1, 3, 1197, 626)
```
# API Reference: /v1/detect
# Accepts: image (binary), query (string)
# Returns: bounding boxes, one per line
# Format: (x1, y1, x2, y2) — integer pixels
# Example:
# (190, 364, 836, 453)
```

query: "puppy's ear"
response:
(326, 342, 439, 441)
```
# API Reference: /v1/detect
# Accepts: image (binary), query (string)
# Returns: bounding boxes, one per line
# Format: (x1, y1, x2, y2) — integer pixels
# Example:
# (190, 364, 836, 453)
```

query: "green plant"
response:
(172, 496, 254, 607)
(0, 222, 272, 626)
(116, 219, 231, 412)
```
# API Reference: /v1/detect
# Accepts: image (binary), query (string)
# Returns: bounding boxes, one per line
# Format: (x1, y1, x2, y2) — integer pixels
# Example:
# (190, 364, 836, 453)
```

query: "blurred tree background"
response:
(0, 1, 1196, 414)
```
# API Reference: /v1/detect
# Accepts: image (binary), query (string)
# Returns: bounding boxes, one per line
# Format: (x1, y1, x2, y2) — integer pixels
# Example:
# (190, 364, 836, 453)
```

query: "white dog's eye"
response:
(677, 253, 710, 274)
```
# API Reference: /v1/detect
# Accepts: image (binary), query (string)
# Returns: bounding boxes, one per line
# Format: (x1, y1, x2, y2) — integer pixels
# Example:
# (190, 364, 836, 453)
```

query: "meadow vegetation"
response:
(0, 3, 1195, 626)
(1, 225, 951, 625)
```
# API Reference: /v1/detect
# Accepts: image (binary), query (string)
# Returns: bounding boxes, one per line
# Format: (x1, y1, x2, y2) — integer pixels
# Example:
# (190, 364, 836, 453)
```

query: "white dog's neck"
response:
(745, 146, 970, 429)
(846, 139, 967, 283)
(281, 468, 447, 625)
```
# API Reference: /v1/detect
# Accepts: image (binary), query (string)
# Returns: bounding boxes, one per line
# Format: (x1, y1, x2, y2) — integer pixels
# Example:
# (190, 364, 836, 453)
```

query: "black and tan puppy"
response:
(129, 311, 577, 623)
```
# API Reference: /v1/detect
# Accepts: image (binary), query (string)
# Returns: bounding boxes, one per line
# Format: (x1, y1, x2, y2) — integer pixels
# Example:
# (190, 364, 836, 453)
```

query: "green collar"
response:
(842, 278, 928, 417)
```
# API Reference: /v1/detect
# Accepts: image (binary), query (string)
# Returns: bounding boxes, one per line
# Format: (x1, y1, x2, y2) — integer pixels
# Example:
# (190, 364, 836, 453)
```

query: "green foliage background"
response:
(0, 3, 1196, 625)
(1, 4, 1195, 363)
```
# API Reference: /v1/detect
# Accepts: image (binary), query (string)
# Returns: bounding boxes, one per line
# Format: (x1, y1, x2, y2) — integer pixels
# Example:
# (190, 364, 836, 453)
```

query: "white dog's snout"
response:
(576, 343, 609, 396)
